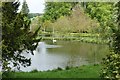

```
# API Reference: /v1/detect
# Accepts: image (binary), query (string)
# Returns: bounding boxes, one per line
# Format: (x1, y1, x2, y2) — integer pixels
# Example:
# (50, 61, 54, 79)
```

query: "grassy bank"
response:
(4, 65, 101, 78)
(37, 33, 109, 44)
(41, 37, 108, 44)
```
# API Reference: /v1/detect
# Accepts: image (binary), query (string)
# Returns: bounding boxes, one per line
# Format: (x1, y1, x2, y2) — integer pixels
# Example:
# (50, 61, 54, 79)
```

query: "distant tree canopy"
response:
(41, 3, 99, 33)
(50, 4, 99, 33)
(84, 2, 114, 38)
(42, 2, 77, 22)
(30, 16, 42, 33)
(28, 13, 43, 19)
(2, 1, 40, 71)
(21, 0, 29, 14)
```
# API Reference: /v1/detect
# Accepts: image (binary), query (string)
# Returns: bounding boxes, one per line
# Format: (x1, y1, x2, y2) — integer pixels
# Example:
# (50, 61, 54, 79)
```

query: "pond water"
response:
(18, 40, 109, 72)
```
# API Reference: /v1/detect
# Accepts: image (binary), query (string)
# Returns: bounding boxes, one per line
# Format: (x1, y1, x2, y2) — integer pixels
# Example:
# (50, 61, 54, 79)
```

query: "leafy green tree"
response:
(21, 0, 29, 14)
(84, 2, 114, 39)
(2, 1, 40, 71)
(42, 2, 77, 22)
(30, 16, 42, 33)
(50, 4, 99, 33)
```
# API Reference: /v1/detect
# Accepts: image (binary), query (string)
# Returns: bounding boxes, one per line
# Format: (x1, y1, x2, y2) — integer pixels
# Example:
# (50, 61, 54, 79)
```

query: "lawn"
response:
(4, 65, 101, 78)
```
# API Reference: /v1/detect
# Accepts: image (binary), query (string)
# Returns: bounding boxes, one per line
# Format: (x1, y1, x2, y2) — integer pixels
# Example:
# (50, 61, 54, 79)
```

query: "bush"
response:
(30, 69, 38, 73)
(101, 52, 120, 79)
(65, 66, 70, 70)
(57, 67, 63, 70)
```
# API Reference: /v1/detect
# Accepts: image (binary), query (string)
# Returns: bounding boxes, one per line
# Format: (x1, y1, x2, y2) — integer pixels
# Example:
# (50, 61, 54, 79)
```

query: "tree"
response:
(84, 2, 114, 39)
(21, 0, 29, 14)
(42, 2, 77, 22)
(2, 1, 40, 71)
(47, 4, 99, 33)
(30, 16, 42, 33)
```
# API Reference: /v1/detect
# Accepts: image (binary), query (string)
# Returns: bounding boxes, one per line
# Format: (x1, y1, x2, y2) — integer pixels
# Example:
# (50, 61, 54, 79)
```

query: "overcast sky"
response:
(19, 0, 45, 13)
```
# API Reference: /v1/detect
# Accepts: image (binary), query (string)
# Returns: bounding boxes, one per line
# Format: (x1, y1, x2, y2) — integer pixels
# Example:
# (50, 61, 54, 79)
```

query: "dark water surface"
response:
(17, 40, 109, 71)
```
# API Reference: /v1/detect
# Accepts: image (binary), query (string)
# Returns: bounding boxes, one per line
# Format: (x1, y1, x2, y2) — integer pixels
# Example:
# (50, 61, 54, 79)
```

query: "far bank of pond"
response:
(37, 33, 109, 44)
(4, 65, 101, 78)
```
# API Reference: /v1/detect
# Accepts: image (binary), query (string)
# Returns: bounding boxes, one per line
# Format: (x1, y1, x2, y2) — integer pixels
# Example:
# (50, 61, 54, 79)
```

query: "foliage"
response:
(30, 69, 38, 73)
(28, 13, 42, 19)
(42, 2, 77, 22)
(43, 4, 99, 33)
(30, 16, 42, 33)
(57, 67, 63, 70)
(0, 1, 2, 62)
(101, 53, 120, 79)
(101, 1, 120, 79)
(21, 0, 29, 14)
(113, 1, 120, 54)
(2, 1, 40, 71)
(41, 20, 52, 32)
(84, 2, 114, 39)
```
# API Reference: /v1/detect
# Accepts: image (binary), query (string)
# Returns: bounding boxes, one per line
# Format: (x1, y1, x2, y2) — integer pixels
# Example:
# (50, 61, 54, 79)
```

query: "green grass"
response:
(37, 33, 108, 44)
(5, 65, 101, 78)
(41, 37, 108, 44)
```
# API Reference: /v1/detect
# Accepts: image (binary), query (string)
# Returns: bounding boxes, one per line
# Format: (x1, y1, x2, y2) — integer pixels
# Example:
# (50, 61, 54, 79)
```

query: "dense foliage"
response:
(101, 53, 120, 79)
(42, 2, 77, 22)
(28, 13, 42, 19)
(2, 1, 40, 71)
(84, 2, 114, 39)
(101, 1, 120, 79)
(0, 1, 2, 65)
(50, 4, 99, 33)
(113, 1, 120, 54)
(41, 3, 99, 33)
(30, 16, 42, 33)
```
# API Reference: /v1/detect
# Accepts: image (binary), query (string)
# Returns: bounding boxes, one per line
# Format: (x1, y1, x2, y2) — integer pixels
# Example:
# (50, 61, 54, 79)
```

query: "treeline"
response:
(28, 13, 43, 19)
(30, 2, 114, 39)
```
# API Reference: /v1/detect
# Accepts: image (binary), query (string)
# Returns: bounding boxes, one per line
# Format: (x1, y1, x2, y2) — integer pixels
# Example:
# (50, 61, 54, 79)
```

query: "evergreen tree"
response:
(21, 0, 29, 14)
(2, 0, 40, 71)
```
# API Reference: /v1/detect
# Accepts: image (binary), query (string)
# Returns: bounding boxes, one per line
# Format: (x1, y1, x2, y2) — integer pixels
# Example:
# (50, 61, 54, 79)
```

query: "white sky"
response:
(19, 0, 45, 13)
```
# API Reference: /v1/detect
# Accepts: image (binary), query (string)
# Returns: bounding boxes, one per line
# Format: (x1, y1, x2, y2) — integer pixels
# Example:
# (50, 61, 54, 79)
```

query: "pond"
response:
(17, 40, 109, 72)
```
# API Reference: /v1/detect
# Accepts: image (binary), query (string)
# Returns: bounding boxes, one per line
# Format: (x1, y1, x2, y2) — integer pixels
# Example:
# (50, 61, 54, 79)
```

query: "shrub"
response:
(101, 52, 120, 79)
(30, 69, 38, 73)
(57, 67, 63, 70)
(65, 66, 70, 70)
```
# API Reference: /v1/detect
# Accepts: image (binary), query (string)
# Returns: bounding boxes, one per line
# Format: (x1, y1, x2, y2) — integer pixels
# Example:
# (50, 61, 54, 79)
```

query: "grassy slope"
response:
(6, 65, 101, 78)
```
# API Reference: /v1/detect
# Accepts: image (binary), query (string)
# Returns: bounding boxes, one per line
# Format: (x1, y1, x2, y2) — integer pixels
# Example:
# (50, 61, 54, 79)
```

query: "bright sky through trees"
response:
(19, 0, 45, 13)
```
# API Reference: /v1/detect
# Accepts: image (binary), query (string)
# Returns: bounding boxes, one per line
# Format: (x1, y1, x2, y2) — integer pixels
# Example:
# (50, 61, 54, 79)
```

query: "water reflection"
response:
(18, 41, 109, 72)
